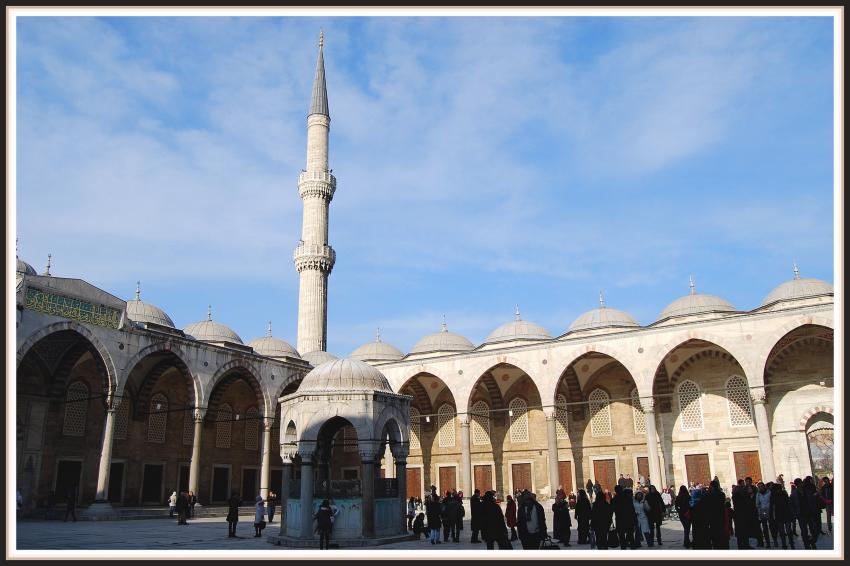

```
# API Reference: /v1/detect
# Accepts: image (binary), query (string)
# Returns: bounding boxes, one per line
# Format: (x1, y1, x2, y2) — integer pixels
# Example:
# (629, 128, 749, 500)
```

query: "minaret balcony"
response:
(293, 242, 336, 273)
(297, 171, 336, 201)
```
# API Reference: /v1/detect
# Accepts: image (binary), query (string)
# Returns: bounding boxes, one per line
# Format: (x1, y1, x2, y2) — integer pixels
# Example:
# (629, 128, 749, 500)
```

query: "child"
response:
(412, 512, 426, 539)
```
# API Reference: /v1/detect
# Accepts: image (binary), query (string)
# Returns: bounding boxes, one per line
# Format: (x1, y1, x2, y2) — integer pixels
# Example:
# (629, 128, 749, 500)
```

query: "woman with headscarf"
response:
(226, 492, 240, 538)
(590, 488, 612, 550)
(552, 491, 571, 545)
(505, 494, 518, 541)
(675, 485, 692, 548)
(689, 487, 711, 549)
(480, 490, 511, 550)
(574, 489, 592, 544)
(425, 494, 442, 545)
(633, 491, 652, 547)
(253, 495, 265, 537)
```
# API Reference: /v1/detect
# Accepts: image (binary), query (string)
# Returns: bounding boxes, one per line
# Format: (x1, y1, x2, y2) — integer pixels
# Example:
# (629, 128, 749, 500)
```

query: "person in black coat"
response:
(226, 492, 240, 537)
(470, 489, 482, 543)
(176, 490, 189, 525)
(552, 494, 572, 545)
(516, 491, 547, 550)
(645, 485, 665, 545)
(575, 489, 592, 544)
(801, 477, 821, 549)
(425, 494, 442, 545)
(731, 485, 753, 549)
(480, 490, 511, 550)
(819, 477, 833, 534)
(612, 486, 636, 549)
(441, 493, 463, 542)
(690, 488, 711, 549)
(705, 480, 728, 549)
(590, 489, 612, 550)
(770, 483, 794, 549)
(675, 485, 692, 548)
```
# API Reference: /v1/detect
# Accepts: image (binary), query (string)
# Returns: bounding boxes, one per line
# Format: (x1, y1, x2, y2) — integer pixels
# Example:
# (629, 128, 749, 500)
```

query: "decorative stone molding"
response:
(293, 242, 336, 274)
(298, 171, 336, 201)
(799, 405, 833, 430)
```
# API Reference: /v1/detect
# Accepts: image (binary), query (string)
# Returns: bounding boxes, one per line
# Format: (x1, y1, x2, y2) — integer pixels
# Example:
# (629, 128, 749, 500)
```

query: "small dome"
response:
(484, 308, 551, 344)
(762, 271, 833, 306)
(125, 283, 175, 328)
(569, 306, 640, 332)
(301, 350, 339, 367)
(658, 292, 736, 321)
(249, 336, 300, 359)
(410, 322, 474, 355)
(350, 333, 404, 362)
(17, 257, 37, 276)
(183, 306, 242, 344)
(299, 358, 393, 393)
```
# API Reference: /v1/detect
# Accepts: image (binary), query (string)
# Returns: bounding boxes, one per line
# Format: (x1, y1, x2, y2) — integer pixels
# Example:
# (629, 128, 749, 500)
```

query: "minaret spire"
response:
(207, 305, 212, 321)
(689, 275, 696, 295)
(44, 254, 52, 276)
(793, 259, 800, 280)
(135, 281, 141, 301)
(309, 30, 329, 117)
(599, 290, 605, 308)
(268, 321, 273, 337)
(515, 305, 521, 321)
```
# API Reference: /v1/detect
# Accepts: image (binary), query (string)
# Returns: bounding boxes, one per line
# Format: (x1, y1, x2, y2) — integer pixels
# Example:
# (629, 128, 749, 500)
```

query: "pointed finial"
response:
(44, 253, 52, 276)
(793, 260, 800, 280)
(319, 29, 324, 49)
(441, 314, 448, 332)
(267, 320, 273, 337)
(599, 290, 605, 308)
(135, 281, 141, 301)
(515, 304, 522, 321)
(207, 304, 212, 321)
(376, 327, 381, 343)
(689, 275, 696, 295)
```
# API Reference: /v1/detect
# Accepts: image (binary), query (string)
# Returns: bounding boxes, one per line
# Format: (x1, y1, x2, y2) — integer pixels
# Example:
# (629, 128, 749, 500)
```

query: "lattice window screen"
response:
(471, 401, 490, 446)
(556, 394, 569, 440)
(216, 404, 233, 448)
(631, 388, 646, 434)
(344, 425, 358, 452)
(409, 407, 421, 450)
(438, 404, 456, 448)
(726, 376, 754, 427)
(678, 380, 704, 431)
(113, 398, 130, 441)
(509, 398, 529, 443)
(245, 407, 259, 450)
(147, 393, 168, 443)
(589, 389, 612, 437)
(183, 408, 195, 446)
(62, 381, 88, 437)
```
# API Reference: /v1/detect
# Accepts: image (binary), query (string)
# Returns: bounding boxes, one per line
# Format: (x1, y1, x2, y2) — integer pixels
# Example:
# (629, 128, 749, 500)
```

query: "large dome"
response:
(410, 322, 475, 355)
(183, 306, 243, 344)
(483, 308, 551, 344)
(299, 358, 393, 393)
(126, 283, 175, 328)
(569, 306, 640, 332)
(350, 333, 404, 362)
(762, 268, 833, 306)
(302, 350, 339, 367)
(658, 280, 736, 321)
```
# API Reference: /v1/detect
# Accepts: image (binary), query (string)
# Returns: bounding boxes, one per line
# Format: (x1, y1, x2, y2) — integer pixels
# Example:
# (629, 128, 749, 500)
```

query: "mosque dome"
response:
(350, 330, 404, 362)
(301, 350, 339, 367)
(248, 323, 300, 358)
(761, 264, 833, 306)
(183, 306, 243, 344)
(125, 283, 175, 328)
(17, 257, 37, 276)
(299, 358, 393, 393)
(483, 307, 551, 344)
(658, 278, 736, 321)
(569, 295, 640, 332)
(410, 321, 475, 355)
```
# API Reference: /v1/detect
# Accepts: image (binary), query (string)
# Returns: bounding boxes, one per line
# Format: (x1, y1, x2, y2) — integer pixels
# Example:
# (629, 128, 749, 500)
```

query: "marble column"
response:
(300, 454, 315, 539)
(460, 415, 472, 495)
(361, 452, 376, 538)
(279, 461, 292, 536)
(94, 407, 116, 502)
(643, 397, 662, 488)
(260, 419, 272, 500)
(396, 459, 408, 534)
(752, 388, 777, 482)
(188, 411, 204, 498)
(545, 409, 560, 497)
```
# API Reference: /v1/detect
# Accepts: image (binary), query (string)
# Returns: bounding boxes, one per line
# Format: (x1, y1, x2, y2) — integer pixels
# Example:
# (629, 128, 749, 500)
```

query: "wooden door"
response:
(474, 465, 493, 493)
(439, 467, 457, 495)
(558, 461, 573, 494)
(593, 459, 617, 492)
(406, 468, 422, 499)
(511, 463, 532, 493)
(685, 454, 711, 486)
(733, 451, 762, 483)
(636, 457, 650, 483)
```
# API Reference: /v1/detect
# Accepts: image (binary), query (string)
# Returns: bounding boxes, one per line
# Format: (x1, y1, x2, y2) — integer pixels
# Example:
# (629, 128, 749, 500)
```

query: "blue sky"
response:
(14, 14, 836, 356)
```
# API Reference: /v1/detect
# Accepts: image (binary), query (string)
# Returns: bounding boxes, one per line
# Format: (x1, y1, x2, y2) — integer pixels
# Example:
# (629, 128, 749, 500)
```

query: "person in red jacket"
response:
(505, 494, 518, 541)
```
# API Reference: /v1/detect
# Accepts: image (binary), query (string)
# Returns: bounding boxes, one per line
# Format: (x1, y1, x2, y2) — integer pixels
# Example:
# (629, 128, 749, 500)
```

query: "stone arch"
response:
(458, 355, 540, 414)
(301, 409, 368, 447)
(648, 329, 751, 390)
(763, 324, 834, 384)
(759, 315, 834, 380)
(16, 321, 118, 397)
(799, 405, 834, 431)
(206, 359, 268, 416)
(119, 342, 201, 409)
(552, 344, 641, 402)
(555, 350, 637, 422)
(272, 368, 306, 401)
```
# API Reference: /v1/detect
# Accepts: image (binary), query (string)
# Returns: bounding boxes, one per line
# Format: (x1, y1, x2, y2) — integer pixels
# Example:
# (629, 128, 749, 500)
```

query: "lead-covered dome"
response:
(762, 265, 833, 306)
(183, 306, 243, 344)
(569, 301, 640, 332)
(658, 278, 736, 321)
(302, 350, 339, 367)
(126, 283, 175, 328)
(299, 358, 393, 393)
(17, 257, 37, 276)
(351, 331, 404, 362)
(410, 322, 475, 355)
(483, 307, 551, 344)
(249, 323, 299, 358)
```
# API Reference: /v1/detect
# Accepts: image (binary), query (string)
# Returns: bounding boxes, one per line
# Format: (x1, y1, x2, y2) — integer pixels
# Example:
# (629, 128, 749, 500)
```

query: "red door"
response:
(593, 460, 617, 492)
(439, 467, 457, 496)
(685, 454, 711, 486)
(474, 465, 493, 493)
(511, 463, 532, 493)
(733, 451, 762, 484)
(558, 461, 573, 494)
(406, 468, 422, 499)
(636, 457, 650, 483)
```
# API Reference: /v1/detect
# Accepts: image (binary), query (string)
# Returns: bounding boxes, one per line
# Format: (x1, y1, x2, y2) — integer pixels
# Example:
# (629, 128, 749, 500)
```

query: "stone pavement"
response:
(14, 512, 835, 554)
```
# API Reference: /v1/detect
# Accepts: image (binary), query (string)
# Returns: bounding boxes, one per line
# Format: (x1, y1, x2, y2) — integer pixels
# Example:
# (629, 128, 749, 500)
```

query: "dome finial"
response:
(207, 304, 212, 321)
(441, 314, 448, 332)
(689, 275, 696, 295)
(793, 259, 800, 280)
(376, 326, 381, 342)
(44, 253, 52, 276)
(319, 29, 324, 49)
(268, 320, 273, 337)
(515, 304, 521, 321)
(16, 237, 19, 258)
(599, 290, 605, 308)
(135, 281, 141, 301)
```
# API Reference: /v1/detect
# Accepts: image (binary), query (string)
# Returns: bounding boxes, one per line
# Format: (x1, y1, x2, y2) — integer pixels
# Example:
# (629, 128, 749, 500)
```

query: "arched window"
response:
(471, 401, 490, 446)
(556, 394, 569, 440)
(343, 425, 358, 452)
(589, 389, 612, 437)
(409, 407, 421, 450)
(62, 381, 89, 437)
(284, 422, 297, 449)
(216, 403, 233, 448)
(147, 393, 168, 443)
(678, 380, 703, 431)
(244, 407, 259, 450)
(631, 388, 646, 434)
(807, 421, 833, 479)
(725, 376, 754, 427)
(509, 398, 529, 443)
(437, 404, 456, 448)
(113, 397, 130, 441)
(183, 408, 195, 446)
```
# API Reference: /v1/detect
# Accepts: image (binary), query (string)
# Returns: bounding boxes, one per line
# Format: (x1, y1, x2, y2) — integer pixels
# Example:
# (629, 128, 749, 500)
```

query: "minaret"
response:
(294, 31, 336, 354)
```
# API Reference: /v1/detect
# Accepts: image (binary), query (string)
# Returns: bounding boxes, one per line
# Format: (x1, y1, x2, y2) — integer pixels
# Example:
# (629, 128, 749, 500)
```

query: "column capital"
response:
(193, 407, 207, 422)
(459, 414, 471, 427)
(543, 406, 557, 420)
(751, 387, 768, 405)
(641, 396, 656, 413)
